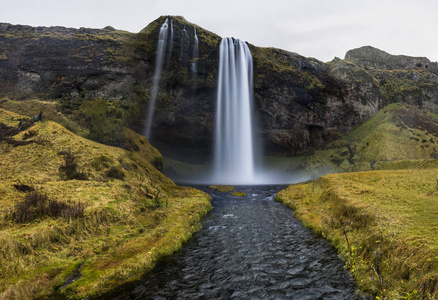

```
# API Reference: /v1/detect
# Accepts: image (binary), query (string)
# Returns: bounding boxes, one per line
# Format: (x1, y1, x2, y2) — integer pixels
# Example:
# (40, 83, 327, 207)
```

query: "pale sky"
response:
(1, 0, 437, 62)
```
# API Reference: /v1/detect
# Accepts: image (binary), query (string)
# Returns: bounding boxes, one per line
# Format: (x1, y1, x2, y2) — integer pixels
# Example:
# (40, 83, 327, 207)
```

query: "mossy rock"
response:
(208, 185, 235, 192)
(232, 191, 246, 197)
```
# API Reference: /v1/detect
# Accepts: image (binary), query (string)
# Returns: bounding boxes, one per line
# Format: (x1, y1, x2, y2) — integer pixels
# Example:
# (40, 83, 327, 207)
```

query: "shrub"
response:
(79, 98, 125, 147)
(105, 166, 125, 180)
(58, 150, 88, 180)
(13, 183, 35, 192)
(12, 191, 85, 223)
(22, 129, 38, 140)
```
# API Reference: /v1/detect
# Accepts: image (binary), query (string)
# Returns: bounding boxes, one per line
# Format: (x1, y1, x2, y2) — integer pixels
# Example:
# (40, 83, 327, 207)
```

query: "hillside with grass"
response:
(264, 103, 438, 179)
(275, 103, 438, 298)
(310, 103, 438, 172)
(0, 108, 211, 299)
(277, 169, 438, 299)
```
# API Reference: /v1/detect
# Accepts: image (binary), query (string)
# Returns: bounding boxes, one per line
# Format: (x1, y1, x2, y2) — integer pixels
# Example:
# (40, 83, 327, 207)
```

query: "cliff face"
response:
(1, 17, 438, 161)
(251, 47, 381, 156)
(0, 23, 135, 100)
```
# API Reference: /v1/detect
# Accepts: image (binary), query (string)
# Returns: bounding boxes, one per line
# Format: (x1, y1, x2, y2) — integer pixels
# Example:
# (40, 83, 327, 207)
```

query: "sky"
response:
(1, 0, 437, 62)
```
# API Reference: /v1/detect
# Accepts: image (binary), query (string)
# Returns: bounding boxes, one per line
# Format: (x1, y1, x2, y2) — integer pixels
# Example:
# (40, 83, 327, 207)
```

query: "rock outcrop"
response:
(345, 46, 433, 70)
(1, 17, 438, 162)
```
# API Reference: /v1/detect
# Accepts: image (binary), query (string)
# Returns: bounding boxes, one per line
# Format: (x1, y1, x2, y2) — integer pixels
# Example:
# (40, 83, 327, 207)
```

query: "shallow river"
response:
(107, 185, 367, 300)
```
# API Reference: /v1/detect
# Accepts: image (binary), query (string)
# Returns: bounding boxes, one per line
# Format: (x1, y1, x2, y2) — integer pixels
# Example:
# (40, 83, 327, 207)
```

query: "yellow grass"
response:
(277, 169, 438, 299)
(0, 108, 211, 299)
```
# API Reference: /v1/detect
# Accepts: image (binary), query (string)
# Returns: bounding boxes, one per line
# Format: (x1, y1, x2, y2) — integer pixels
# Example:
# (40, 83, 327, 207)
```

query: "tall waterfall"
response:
(144, 18, 169, 140)
(212, 38, 258, 184)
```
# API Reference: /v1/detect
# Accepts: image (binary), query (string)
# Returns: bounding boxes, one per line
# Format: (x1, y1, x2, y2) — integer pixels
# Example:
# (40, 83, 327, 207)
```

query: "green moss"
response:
(299, 103, 438, 175)
(209, 185, 235, 192)
(232, 191, 246, 197)
(79, 98, 125, 146)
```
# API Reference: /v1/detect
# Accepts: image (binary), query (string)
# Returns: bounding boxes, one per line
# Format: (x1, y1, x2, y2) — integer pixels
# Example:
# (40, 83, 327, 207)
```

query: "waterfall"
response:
(191, 28, 199, 75)
(165, 19, 174, 68)
(212, 38, 258, 184)
(144, 18, 169, 140)
(180, 26, 189, 65)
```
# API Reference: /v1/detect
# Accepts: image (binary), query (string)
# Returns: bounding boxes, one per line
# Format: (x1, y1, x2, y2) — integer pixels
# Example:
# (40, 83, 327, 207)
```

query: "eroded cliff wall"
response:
(1, 17, 438, 161)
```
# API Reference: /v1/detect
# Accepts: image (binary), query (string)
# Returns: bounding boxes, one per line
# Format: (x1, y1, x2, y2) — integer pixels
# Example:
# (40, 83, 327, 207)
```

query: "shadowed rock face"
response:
(0, 23, 135, 100)
(1, 18, 438, 162)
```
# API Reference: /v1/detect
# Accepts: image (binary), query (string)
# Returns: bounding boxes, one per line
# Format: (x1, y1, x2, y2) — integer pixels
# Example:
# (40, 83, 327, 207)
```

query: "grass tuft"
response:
(22, 129, 38, 140)
(105, 166, 125, 181)
(208, 185, 235, 192)
(11, 191, 85, 223)
(13, 183, 35, 193)
(58, 150, 88, 181)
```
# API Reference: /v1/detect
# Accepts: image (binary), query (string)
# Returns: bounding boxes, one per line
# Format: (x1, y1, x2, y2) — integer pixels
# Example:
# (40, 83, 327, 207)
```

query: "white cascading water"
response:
(144, 18, 169, 140)
(180, 26, 189, 62)
(191, 28, 199, 75)
(212, 38, 257, 184)
(165, 19, 174, 68)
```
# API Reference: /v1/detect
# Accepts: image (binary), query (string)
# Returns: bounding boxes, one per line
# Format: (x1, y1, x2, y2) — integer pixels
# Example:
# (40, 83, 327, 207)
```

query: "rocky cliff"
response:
(1, 17, 438, 162)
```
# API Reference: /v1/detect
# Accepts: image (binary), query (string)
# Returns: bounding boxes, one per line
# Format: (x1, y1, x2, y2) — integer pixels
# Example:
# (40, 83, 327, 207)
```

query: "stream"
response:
(107, 185, 367, 300)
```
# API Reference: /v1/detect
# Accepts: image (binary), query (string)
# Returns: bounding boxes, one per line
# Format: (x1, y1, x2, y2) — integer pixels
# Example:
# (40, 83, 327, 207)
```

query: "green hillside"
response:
(276, 104, 438, 299)
(277, 169, 438, 299)
(297, 103, 438, 176)
(0, 108, 211, 299)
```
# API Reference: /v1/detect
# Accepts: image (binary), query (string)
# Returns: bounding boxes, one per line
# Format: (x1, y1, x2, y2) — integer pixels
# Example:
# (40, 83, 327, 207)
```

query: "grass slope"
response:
(299, 103, 438, 177)
(0, 108, 211, 299)
(277, 170, 438, 299)
(276, 104, 438, 299)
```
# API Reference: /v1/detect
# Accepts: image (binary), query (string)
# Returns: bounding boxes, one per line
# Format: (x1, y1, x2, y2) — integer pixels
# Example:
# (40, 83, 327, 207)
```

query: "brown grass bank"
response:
(276, 169, 438, 299)
(0, 108, 211, 299)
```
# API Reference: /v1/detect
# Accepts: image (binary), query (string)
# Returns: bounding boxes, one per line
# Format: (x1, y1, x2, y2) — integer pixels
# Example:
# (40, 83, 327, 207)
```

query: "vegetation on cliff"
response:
(2, 18, 438, 160)
(0, 108, 211, 299)
(287, 103, 438, 177)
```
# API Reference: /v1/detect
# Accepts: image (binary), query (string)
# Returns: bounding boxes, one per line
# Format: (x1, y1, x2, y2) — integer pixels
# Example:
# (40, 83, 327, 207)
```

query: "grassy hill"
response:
(313, 102, 438, 171)
(276, 104, 438, 299)
(0, 108, 211, 299)
(277, 169, 438, 299)
(265, 103, 438, 179)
